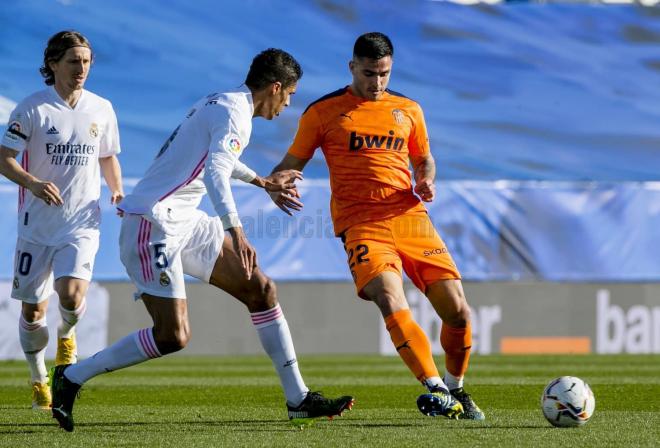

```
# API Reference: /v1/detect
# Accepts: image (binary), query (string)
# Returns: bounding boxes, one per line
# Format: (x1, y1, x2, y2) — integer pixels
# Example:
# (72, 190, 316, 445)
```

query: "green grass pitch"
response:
(1, 354, 658, 447)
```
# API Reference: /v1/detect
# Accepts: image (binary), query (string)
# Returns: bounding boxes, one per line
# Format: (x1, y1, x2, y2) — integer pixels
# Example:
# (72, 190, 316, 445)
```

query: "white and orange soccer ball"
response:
(541, 376, 595, 427)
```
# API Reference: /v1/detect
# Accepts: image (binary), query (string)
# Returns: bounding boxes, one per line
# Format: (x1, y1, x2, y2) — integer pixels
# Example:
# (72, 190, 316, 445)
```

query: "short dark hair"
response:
(353, 32, 394, 60)
(39, 30, 93, 86)
(244, 48, 302, 91)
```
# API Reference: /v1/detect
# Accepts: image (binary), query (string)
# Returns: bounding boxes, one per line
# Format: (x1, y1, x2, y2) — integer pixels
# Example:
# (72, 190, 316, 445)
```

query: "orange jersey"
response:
(288, 87, 430, 235)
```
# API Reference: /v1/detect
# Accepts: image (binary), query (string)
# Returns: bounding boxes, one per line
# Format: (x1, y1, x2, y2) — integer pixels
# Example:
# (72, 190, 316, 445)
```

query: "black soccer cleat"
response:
(287, 391, 354, 425)
(450, 387, 485, 421)
(50, 364, 81, 432)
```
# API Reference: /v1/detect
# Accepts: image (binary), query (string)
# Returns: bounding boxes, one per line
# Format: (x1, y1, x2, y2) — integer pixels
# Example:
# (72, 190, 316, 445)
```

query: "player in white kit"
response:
(0, 31, 123, 410)
(50, 48, 354, 432)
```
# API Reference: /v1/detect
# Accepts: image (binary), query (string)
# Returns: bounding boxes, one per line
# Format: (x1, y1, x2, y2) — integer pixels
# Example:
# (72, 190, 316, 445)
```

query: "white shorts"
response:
(119, 211, 224, 299)
(11, 234, 99, 304)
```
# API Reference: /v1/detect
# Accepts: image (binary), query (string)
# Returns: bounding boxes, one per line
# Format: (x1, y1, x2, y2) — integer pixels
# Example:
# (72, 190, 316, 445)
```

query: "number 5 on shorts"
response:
(153, 243, 169, 269)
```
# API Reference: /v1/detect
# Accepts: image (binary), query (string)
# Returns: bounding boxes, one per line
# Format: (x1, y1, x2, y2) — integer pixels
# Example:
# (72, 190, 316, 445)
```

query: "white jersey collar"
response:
(49, 85, 86, 110)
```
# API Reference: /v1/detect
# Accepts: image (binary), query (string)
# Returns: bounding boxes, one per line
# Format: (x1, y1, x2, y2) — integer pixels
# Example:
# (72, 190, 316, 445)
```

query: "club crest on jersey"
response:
(223, 134, 242, 154)
(159, 272, 171, 286)
(392, 109, 404, 124)
(89, 123, 99, 138)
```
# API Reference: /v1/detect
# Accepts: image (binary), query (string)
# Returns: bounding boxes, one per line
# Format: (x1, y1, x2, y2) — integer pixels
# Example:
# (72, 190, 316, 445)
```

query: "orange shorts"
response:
(341, 211, 461, 299)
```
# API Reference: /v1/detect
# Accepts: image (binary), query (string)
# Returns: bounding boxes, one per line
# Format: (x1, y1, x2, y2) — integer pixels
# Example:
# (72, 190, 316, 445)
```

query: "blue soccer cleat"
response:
(417, 387, 464, 419)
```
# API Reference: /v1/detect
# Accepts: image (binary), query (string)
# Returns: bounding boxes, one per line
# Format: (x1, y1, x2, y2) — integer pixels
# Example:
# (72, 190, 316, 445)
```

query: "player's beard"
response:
(69, 75, 87, 91)
(367, 91, 382, 100)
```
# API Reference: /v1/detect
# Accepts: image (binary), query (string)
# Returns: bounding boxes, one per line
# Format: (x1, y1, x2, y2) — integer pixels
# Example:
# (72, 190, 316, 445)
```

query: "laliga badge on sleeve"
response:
(223, 134, 242, 154)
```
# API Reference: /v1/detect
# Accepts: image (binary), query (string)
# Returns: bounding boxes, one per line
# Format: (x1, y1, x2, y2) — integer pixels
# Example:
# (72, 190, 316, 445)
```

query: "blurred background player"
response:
(50, 48, 353, 432)
(0, 30, 123, 410)
(271, 32, 484, 420)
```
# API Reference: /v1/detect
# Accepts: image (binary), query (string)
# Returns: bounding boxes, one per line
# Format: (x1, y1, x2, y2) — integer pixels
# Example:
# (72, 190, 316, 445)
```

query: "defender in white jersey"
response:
(0, 31, 123, 411)
(51, 48, 353, 432)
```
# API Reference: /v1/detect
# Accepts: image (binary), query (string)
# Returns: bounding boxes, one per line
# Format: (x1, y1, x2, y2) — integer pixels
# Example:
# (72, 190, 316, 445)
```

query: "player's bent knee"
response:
(153, 328, 191, 354)
(21, 302, 47, 322)
(244, 274, 278, 311)
(262, 277, 277, 301)
(58, 292, 85, 310)
(444, 306, 471, 328)
(21, 308, 46, 322)
(155, 335, 189, 355)
(371, 290, 407, 316)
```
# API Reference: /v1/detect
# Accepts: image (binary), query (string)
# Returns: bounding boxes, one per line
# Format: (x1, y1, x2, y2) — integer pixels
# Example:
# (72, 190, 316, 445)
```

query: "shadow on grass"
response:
(337, 422, 548, 429)
(0, 419, 550, 433)
(1, 419, 298, 433)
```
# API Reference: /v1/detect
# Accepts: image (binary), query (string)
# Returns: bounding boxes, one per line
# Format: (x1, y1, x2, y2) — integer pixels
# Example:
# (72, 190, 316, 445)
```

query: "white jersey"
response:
(118, 86, 257, 236)
(1, 86, 120, 245)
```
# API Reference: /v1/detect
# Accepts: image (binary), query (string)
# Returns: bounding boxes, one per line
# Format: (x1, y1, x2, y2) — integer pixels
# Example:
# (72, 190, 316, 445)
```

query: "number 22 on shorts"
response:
(346, 243, 370, 273)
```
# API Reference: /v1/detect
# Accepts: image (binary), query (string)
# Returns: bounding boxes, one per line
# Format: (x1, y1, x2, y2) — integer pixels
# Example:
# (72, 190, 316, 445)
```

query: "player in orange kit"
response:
(270, 32, 484, 420)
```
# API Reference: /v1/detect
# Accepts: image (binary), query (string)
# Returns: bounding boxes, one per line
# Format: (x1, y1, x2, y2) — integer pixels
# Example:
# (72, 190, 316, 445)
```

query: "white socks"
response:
(423, 376, 449, 392)
(251, 305, 308, 407)
(58, 299, 87, 339)
(20, 297, 85, 384)
(65, 328, 161, 385)
(444, 370, 464, 391)
(19, 316, 49, 383)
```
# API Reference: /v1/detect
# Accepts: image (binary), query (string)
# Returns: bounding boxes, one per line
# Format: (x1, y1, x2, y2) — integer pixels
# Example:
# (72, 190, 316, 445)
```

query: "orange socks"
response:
(384, 309, 439, 382)
(440, 322, 472, 379)
(385, 309, 472, 388)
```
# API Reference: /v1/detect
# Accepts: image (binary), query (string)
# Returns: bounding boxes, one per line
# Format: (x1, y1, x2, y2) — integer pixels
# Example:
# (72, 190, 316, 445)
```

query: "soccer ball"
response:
(541, 376, 595, 427)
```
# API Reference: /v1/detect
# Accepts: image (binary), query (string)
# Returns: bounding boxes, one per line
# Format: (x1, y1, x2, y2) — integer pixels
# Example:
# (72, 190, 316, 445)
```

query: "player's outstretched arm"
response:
(411, 153, 436, 203)
(0, 145, 63, 206)
(251, 169, 302, 192)
(267, 153, 310, 215)
(99, 154, 124, 204)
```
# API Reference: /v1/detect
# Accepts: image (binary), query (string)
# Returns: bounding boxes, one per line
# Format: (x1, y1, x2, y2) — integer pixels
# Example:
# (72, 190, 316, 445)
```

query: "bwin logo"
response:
(349, 130, 404, 152)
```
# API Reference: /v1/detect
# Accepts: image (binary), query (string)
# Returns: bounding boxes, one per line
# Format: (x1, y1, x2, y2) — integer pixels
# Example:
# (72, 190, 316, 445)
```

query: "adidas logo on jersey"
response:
(46, 126, 59, 135)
